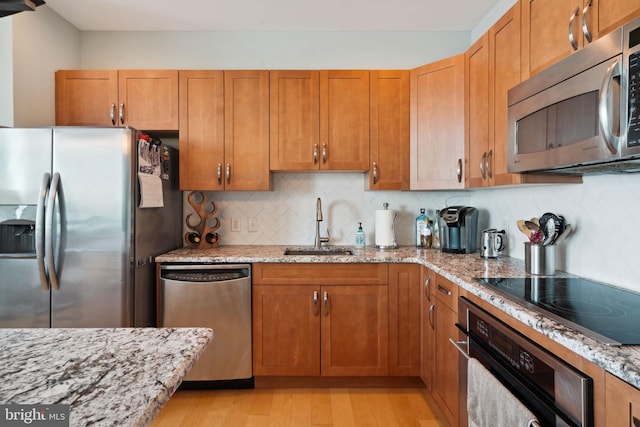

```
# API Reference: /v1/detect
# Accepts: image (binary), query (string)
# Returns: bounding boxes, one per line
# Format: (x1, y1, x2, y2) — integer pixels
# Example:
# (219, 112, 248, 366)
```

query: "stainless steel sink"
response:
(283, 247, 354, 256)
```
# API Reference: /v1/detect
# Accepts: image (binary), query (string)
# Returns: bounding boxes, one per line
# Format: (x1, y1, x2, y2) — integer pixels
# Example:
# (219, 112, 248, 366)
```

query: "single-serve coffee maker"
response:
(438, 206, 479, 254)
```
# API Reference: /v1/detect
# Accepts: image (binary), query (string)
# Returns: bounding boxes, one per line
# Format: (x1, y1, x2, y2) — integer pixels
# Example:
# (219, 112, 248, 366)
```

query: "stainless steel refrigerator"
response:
(0, 127, 182, 328)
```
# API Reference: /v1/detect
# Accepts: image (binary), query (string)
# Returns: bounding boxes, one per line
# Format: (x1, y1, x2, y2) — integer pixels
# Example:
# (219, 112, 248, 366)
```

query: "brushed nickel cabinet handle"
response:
(372, 162, 378, 184)
(110, 104, 116, 125)
(217, 163, 222, 185)
(424, 275, 432, 300)
(456, 158, 462, 183)
(480, 152, 487, 179)
(323, 291, 329, 316)
(313, 144, 318, 164)
(322, 144, 327, 164)
(487, 149, 493, 179)
(313, 291, 319, 316)
(437, 285, 452, 296)
(226, 163, 231, 184)
(119, 103, 125, 125)
(582, 0, 593, 43)
(428, 303, 435, 329)
(568, 7, 579, 51)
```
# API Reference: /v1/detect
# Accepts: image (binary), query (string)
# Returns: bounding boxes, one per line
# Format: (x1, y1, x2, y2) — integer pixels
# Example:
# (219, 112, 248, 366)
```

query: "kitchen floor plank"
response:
(150, 387, 447, 427)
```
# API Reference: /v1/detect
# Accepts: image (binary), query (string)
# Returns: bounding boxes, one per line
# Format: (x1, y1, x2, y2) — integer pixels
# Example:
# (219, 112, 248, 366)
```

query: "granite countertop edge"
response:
(157, 245, 640, 389)
(0, 327, 213, 427)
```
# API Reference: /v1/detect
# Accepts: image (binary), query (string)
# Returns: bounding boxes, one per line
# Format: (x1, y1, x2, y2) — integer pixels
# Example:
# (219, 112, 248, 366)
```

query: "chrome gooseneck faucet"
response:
(314, 197, 330, 248)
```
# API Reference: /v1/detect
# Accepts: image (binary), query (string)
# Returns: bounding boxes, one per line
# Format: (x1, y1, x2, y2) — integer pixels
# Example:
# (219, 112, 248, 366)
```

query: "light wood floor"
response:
(151, 387, 448, 427)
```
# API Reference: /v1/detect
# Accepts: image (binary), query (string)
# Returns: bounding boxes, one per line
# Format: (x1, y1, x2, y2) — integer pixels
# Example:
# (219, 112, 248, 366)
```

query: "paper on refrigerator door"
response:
(138, 173, 164, 208)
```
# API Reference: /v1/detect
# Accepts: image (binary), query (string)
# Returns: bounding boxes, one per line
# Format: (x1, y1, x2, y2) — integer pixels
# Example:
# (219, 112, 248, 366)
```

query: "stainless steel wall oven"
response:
(454, 297, 593, 427)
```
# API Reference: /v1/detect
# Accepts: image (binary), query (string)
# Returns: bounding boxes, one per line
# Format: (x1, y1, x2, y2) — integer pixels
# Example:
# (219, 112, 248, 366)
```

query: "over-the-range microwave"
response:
(508, 16, 640, 174)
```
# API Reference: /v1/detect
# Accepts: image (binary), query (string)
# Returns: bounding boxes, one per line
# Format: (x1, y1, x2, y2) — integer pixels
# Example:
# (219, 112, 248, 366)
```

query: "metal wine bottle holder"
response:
(185, 191, 220, 249)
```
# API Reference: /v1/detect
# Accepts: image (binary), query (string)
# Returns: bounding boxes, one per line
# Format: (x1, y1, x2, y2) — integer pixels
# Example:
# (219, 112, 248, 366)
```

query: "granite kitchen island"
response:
(0, 327, 212, 427)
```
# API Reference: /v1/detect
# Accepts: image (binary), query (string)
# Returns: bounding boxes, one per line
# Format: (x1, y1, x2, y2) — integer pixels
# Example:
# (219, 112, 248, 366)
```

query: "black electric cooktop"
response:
(474, 277, 640, 346)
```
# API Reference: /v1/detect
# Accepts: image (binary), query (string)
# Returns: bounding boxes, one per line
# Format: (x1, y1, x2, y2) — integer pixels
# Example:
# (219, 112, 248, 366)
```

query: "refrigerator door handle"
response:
(45, 172, 61, 291)
(36, 173, 51, 291)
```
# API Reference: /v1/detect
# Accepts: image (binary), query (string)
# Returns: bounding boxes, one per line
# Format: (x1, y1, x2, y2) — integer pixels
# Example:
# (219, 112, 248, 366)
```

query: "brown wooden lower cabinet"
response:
(605, 371, 640, 426)
(431, 274, 460, 427)
(252, 263, 389, 377)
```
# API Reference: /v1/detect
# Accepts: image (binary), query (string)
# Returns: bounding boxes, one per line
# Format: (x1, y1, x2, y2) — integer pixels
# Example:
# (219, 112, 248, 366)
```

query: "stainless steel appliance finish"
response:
(438, 206, 478, 254)
(455, 297, 593, 427)
(0, 127, 182, 328)
(159, 264, 252, 382)
(508, 16, 640, 174)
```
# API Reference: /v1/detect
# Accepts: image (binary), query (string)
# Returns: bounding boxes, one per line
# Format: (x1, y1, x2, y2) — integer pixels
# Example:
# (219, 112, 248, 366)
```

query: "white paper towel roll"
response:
(375, 209, 397, 248)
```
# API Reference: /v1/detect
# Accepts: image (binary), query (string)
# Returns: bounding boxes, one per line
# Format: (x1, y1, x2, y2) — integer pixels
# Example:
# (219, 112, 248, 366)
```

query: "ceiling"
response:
(44, 0, 500, 32)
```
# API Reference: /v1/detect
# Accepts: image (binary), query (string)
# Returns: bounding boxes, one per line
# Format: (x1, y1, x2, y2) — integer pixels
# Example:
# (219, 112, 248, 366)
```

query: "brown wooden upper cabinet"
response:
(466, 4, 582, 188)
(367, 70, 410, 190)
(55, 70, 179, 131)
(522, 0, 640, 78)
(179, 70, 271, 191)
(269, 70, 370, 171)
(410, 55, 465, 190)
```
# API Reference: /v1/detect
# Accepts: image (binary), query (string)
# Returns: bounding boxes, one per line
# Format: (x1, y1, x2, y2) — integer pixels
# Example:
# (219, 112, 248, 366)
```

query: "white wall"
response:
(0, 17, 14, 126)
(79, 31, 469, 69)
(11, 6, 80, 127)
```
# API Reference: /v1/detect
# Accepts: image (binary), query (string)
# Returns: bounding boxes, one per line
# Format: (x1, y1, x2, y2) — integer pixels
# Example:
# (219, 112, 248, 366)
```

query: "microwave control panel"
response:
(628, 51, 640, 147)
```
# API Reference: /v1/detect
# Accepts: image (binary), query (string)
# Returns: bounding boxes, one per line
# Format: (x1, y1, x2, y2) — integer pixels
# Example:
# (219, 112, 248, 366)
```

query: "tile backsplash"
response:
(183, 171, 640, 292)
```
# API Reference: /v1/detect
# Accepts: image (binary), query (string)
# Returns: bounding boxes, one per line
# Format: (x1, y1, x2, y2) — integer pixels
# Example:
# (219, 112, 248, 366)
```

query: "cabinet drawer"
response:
(253, 263, 388, 285)
(434, 275, 458, 311)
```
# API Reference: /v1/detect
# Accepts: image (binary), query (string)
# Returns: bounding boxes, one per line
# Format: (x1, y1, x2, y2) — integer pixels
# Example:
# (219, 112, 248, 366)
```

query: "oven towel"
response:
(467, 357, 539, 427)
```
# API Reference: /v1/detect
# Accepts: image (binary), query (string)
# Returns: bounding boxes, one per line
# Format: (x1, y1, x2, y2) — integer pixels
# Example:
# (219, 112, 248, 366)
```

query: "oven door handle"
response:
(449, 338, 471, 360)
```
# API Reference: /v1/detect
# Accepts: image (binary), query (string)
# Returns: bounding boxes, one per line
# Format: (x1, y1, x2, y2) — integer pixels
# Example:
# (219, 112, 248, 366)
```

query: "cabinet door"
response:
(388, 264, 420, 376)
(605, 372, 640, 426)
(368, 70, 410, 190)
(420, 267, 435, 390)
(410, 55, 465, 190)
(432, 302, 459, 427)
(465, 33, 491, 189)
(491, 4, 525, 186)
(595, 0, 640, 37)
(224, 70, 271, 191)
(178, 70, 225, 191)
(252, 285, 321, 376)
(321, 285, 389, 376)
(320, 70, 370, 171)
(118, 70, 178, 131)
(522, 0, 584, 78)
(269, 70, 320, 171)
(55, 70, 118, 126)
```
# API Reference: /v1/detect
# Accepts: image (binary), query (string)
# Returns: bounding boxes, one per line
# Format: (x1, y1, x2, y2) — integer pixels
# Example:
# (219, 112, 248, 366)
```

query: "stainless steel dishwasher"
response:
(158, 263, 252, 385)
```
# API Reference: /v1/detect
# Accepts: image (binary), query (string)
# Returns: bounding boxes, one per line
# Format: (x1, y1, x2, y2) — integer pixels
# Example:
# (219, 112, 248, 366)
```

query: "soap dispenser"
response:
(355, 222, 366, 248)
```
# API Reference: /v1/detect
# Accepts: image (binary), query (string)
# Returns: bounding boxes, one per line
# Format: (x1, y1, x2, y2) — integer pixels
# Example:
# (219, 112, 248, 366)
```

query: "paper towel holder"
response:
(375, 202, 398, 250)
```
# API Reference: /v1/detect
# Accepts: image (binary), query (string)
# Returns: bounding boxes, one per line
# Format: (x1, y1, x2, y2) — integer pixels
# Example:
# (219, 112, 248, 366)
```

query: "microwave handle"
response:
(598, 58, 622, 155)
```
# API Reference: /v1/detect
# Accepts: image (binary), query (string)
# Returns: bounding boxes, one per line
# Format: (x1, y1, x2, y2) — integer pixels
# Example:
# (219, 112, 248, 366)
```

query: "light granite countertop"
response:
(0, 327, 212, 427)
(157, 244, 640, 389)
